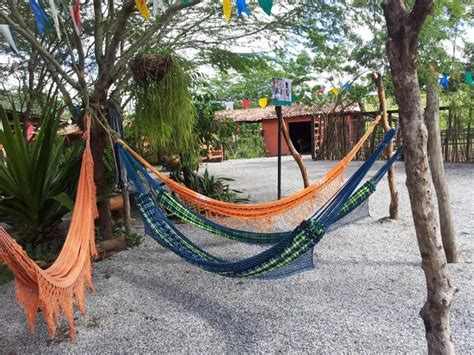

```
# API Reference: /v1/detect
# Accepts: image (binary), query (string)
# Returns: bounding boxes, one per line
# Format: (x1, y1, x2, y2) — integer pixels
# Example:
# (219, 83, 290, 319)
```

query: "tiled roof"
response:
(214, 103, 360, 123)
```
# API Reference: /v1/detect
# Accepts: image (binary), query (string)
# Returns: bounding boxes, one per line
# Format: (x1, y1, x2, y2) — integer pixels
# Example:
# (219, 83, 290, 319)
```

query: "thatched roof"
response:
(214, 103, 360, 123)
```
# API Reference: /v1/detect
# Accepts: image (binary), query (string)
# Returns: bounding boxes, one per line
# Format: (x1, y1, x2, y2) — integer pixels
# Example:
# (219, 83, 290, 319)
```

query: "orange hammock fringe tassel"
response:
(119, 116, 381, 225)
(0, 114, 97, 338)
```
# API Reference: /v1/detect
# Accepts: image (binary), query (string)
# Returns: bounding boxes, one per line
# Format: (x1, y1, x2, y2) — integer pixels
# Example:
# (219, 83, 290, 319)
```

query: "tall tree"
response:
(382, 1, 457, 353)
(0, 0, 298, 240)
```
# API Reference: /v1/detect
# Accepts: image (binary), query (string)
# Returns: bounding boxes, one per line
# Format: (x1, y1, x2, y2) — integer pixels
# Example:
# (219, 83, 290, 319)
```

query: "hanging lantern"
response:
(258, 98, 268, 108)
(258, 0, 273, 15)
(223, 0, 232, 21)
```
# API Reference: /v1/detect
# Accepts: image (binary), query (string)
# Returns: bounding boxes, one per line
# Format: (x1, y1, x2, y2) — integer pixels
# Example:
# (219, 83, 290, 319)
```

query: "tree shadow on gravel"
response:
(118, 266, 262, 353)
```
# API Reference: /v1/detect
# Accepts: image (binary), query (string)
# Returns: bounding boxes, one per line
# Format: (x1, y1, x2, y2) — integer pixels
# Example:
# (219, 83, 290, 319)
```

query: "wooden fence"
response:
(314, 107, 473, 163)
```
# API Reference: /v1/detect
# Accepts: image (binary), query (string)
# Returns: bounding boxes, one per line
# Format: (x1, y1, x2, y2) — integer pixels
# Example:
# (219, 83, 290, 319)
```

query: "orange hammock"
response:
(119, 116, 381, 230)
(0, 114, 97, 338)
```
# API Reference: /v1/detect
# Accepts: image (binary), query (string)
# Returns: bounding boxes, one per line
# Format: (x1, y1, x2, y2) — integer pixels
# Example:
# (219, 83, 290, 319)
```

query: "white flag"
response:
(48, 0, 61, 40)
(0, 25, 19, 54)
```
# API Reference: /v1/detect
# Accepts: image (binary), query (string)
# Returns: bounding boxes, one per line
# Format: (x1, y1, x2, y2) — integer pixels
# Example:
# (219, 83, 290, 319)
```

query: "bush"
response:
(0, 105, 82, 247)
(226, 123, 266, 159)
(170, 166, 248, 203)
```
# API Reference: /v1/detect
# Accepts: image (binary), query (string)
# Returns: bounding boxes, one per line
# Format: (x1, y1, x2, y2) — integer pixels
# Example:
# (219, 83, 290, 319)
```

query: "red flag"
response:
(70, 0, 81, 36)
(242, 99, 250, 109)
(26, 123, 35, 141)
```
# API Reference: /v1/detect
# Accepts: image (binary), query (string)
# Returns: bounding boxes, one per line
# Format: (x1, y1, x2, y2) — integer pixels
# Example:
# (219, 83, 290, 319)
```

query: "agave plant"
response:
(0, 105, 82, 243)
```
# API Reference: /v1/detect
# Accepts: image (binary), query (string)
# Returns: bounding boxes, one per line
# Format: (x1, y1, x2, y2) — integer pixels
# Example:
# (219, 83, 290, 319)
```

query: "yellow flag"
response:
(135, 0, 151, 21)
(223, 0, 232, 21)
(259, 98, 268, 108)
(331, 87, 339, 95)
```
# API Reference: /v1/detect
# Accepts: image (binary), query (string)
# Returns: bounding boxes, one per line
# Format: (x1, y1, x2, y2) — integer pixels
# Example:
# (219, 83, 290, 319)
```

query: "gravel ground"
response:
(0, 156, 472, 353)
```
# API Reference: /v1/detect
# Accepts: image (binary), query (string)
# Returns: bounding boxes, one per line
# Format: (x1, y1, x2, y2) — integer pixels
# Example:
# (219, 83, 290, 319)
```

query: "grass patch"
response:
(0, 263, 13, 287)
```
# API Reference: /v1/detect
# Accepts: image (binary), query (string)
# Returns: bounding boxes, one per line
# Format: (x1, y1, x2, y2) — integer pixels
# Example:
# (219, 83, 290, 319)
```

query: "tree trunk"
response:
(424, 83, 458, 263)
(372, 72, 399, 219)
(90, 116, 114, 241)
(382, 1, 457, 353)
(281, 120, 310, 188)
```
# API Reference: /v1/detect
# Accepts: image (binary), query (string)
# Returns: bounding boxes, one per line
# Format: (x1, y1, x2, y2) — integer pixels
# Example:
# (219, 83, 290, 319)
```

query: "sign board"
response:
(271, 78, 292, 106)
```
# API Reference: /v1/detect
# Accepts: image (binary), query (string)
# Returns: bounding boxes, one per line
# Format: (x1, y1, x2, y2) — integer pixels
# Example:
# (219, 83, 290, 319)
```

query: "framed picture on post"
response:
(271, 78, 292, 106)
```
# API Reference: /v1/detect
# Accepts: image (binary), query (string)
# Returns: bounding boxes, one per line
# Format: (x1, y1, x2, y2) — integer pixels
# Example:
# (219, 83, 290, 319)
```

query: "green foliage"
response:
(227, 123, 266, 159)
(0, 104, 82, 243)
(170, 167, 248, 203)
(194, 99, 235, 156)
(130, 55, 196, 157)
(124, 232, 143, 248)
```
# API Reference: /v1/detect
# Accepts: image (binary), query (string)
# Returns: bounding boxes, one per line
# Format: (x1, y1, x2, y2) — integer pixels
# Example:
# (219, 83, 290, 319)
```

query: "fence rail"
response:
(314, 107, 473, 163)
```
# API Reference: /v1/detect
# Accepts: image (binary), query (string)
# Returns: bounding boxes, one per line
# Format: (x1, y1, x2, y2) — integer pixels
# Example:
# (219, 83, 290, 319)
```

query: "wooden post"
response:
(372, 72, 399, 219)
(281, 119, 310, 188)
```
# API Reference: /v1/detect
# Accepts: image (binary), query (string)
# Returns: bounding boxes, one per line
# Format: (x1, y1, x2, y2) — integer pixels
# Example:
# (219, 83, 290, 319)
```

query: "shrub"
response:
(0, 105, 82, 246)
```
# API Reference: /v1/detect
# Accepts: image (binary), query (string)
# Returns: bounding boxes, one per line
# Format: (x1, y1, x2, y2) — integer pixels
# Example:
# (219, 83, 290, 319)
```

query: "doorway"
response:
(288, 121, 312, 154)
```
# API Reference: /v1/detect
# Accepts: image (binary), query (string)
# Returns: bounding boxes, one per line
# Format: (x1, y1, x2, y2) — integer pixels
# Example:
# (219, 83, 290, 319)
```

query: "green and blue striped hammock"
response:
(118, 129, 398, 279)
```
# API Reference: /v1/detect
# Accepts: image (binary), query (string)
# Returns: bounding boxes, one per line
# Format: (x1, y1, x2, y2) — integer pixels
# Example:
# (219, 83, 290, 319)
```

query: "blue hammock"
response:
(118, 144, 403, 245)
(120, 129, 396, 279)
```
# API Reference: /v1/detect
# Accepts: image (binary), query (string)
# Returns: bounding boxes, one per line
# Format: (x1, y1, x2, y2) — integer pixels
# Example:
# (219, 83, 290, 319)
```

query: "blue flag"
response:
(439, 73, 449, 90)
(29, 0, 51, 34)
(236, 0, 250, 17)
(343, 82, 351, 91)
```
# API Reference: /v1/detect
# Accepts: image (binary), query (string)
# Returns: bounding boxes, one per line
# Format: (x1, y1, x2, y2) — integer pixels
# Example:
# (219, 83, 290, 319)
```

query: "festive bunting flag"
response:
(224, 101, 234, 110)
(258, 98, 268, 108)
(343, 82, 350, 91)
(48, 0, 61, 39)
(236, 0, 250, 17)
(258, 0, 273, 15)
(26, 123, 35, 141)
(70, 0, 81, 36)
(135, 0, 151, 21)
(440, 73, 449, 90)
(242, 99, 250, 109)
(182, 0, 190, 4)
(29, 0, 51, 34)
(317, 89, 324, 95)
(466, 71, 473, 85)
(331, 87, 339, 95)
(223, 0, 232, 21)
(0, 25, 19, 54)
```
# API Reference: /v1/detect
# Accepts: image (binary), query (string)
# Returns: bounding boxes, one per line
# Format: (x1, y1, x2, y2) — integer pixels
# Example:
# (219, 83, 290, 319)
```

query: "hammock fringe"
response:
(0, 114, 97, 338)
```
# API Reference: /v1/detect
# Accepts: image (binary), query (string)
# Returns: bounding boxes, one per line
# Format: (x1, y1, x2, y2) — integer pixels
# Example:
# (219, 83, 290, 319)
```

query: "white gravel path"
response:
(0, 156, 472, 353)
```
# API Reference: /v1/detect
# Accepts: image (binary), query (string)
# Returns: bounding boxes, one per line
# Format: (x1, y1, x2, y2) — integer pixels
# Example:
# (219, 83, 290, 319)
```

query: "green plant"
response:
(170, 167, 248, 203)
(0, 104, 82, 244)
(227, 123, 266, 159)
(129, 54, 196, 158)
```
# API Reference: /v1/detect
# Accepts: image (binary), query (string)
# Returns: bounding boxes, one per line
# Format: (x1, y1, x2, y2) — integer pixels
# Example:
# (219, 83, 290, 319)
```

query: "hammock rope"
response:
(117, 116, 381, 231)
(118, 144, 403, 245)
(0, 114, 97, 338)
(120, 129, 396, 278)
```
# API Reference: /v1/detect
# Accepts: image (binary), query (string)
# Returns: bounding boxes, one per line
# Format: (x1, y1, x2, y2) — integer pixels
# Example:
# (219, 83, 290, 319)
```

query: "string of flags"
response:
(223, 0, 273, 21)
